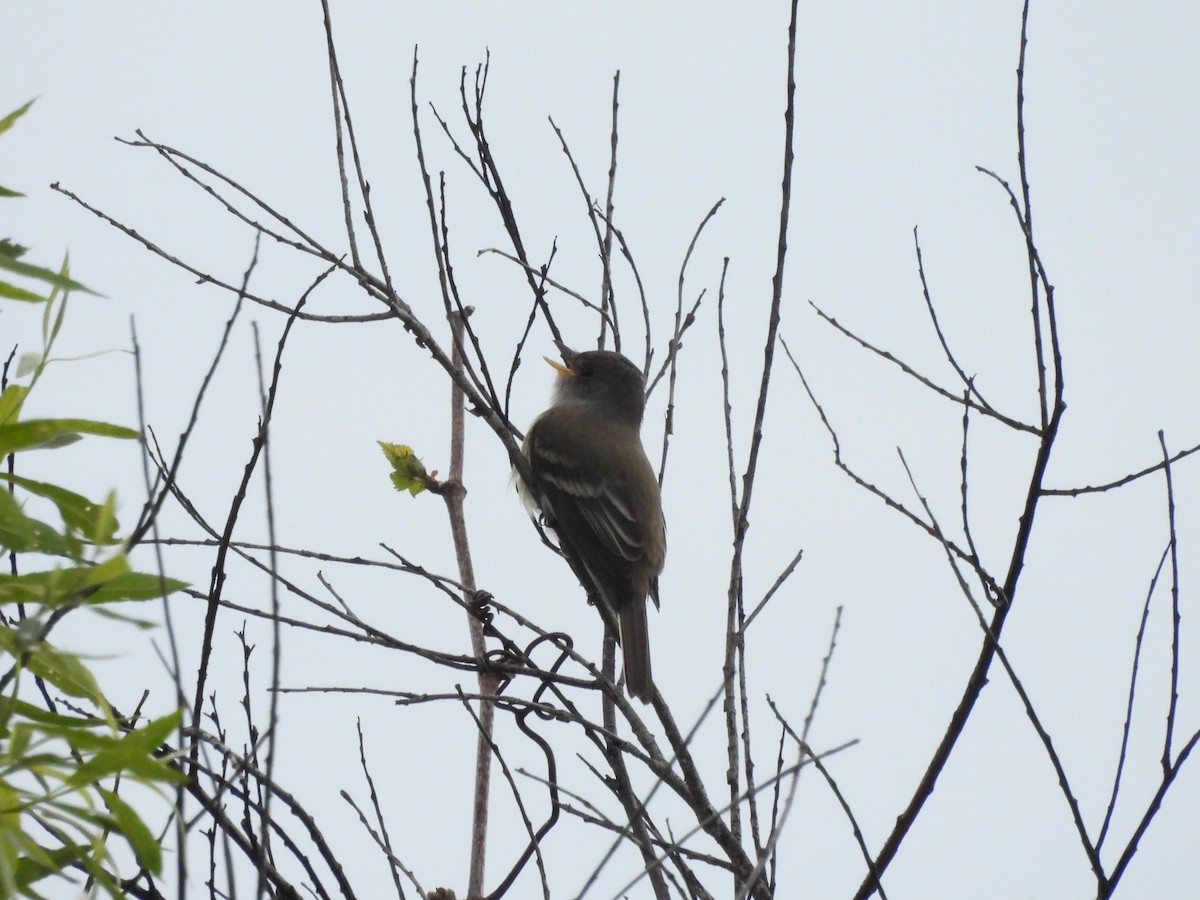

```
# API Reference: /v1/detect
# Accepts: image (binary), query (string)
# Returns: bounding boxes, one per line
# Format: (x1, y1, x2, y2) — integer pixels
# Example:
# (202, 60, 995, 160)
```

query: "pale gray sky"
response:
(6, 3, 1200, 897)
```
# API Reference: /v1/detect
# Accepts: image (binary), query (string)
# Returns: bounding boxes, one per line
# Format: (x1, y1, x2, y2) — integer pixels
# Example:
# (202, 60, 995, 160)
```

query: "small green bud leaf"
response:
(378, 442, 431, 496)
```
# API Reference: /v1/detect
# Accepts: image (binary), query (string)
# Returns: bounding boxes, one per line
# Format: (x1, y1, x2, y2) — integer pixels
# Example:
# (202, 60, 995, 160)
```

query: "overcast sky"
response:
(6, 3, 1200, 898)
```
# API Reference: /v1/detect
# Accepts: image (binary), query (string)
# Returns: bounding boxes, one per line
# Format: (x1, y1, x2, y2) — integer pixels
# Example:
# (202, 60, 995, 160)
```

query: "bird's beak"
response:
(544, 355, 576, 377)
(547, 355, 578, 379)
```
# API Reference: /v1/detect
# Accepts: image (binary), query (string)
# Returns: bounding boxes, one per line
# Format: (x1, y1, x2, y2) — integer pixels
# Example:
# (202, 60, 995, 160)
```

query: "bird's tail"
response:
(619, 601, 653, 703)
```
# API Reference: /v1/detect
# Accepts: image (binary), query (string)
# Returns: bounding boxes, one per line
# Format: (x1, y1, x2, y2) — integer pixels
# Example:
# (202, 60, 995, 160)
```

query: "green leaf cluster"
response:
(0, 100, 186, 898)
(378, 441, 431, 496)
(0, 702, 183, 896)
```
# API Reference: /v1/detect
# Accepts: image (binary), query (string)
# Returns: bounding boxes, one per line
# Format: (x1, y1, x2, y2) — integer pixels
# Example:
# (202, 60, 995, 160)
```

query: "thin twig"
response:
(809, 300, 1038, 435)
(1041, 441, 1200, 495)
(912, 226, 992, 410)
(189, 236, 266, 754)
(548, 115, 622, 350)
(646, 199, 724, 398)
(251, 320, 284, 896)
(1158, 431, 1181, 772)
(352, 720, 414, 898)
(1097, 545, 1170, 851)
(773, 698, 886, 899)
(601, 71, 620, 350)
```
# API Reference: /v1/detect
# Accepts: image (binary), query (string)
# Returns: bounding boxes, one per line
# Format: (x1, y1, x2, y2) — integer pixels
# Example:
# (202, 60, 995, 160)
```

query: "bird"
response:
(520, 349, 666, 703)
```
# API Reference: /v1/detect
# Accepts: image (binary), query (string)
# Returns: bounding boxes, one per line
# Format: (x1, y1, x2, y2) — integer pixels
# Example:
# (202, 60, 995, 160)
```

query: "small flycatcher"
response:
(521, 349, 666, 703)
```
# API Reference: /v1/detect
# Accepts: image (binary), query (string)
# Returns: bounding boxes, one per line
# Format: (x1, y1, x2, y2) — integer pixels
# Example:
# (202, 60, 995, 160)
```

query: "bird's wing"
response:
(528, 425, 645, 563)
(549, 469, 643, 562)
(525, 409, 659, 613)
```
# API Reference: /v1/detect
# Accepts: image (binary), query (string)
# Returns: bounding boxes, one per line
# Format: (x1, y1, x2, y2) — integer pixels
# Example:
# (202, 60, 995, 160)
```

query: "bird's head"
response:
(547, 349, 647, 428)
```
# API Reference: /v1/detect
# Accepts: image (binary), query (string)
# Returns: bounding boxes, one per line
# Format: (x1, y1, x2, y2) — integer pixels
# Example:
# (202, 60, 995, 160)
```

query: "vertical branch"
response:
(736, 0, 799, 536)
(1097, 544, 1169, 851)
(251, 321, 284, 896)
(1014, 0, 1049, 430)
(599, 71, 620, 351)
(129, 321, 185, 703)
(454, 55, 563, 349)
(190, 238, 264, 749)
(129, 318, 190, 896)
(599, 651, 671, 900)
(724, 0, 800, 894)
(191, 269, 307, 897)
(717, 258, 738, 523)
(412, 81, 501, 889)
(413, 59, 533, 893)
(320, 0, 362, 272)
(440, 310, 494, 898)
(548, 117, 623, 349)
(437, 173, 506, 419)
(1158, 430, 1180, 771)
(322, 3, 394, 295)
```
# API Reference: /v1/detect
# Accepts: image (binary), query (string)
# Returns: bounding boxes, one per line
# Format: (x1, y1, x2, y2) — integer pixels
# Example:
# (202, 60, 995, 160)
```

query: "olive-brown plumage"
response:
(521, 350, 666, 703)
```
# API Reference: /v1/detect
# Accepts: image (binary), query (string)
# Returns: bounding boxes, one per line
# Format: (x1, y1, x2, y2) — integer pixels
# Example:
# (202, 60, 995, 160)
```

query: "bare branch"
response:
(911, 226, 993, 410)
(1042, 440, 1200, 496)
(809, 300, 1039, 435)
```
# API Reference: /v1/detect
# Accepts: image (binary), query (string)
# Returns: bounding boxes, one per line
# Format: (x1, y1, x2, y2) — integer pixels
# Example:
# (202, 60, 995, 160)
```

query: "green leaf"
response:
(41, 269, 68, 346)
(133, 709, 182, 749)
(87, 570, 187, 603)
(0, 781, 21, 897)
(14, 353, 41, 379)
(87, 605, 160, 630)
(98, 788, 161, 873)
(0, 281, 44, 302)
(378, 441, 431, 496)
(0, 564, 182, 607)
(0, 241, 29, 260)
(0, 630, 102, 701)
(13, 843, 88, 891)
(0, 385, 28, 426)
(69, 715, 181, 787)
(90, 491, 118, 546)
(0, 101, 35, 139)
(0, 569, 84, 605)
(6, 722, 33, 761)
(85, 712, 186, 785)
(0, 474, 120, 544)
(0, 255, 96, 295)
(31, 646, 103, 702)
(0, 491, 71, 556)
(77, 554, 128, 589)
(0, 418, 139, 457)
(0, 697, 104, 731)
